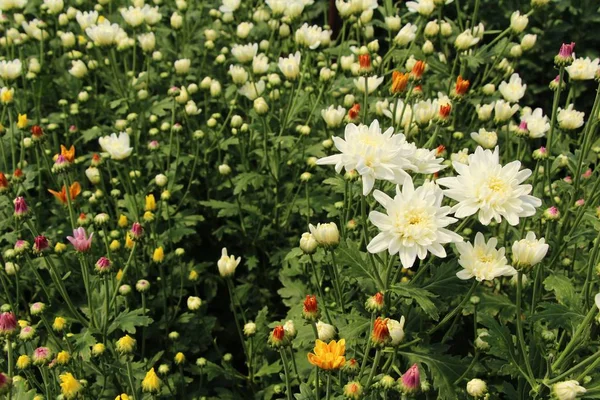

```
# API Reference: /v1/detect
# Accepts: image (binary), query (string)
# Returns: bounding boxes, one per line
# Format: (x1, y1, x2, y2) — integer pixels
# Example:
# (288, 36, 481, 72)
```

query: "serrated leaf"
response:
(108, 308, 153, 334)
(543, 273, 579, 307)
(335, 239, 376, 285)
(391, 284, 439, 320)
(254, 360, 282, 377)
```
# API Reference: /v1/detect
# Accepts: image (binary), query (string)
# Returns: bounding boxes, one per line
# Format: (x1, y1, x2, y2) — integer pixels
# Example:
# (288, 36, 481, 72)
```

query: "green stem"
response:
(126, 359, 139, 400)
(365, 349, 382, 391)
(516, 272, 535, 383)
(280, 349, 293, 400)
(552, 304, 598, 371)
(325, 372, 331, 400)
(308, 254, 333, 325)
(429, 281, 477, 335)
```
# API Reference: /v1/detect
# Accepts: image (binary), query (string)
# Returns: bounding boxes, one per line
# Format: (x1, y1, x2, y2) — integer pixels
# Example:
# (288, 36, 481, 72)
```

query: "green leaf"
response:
(233, 172, 266, 195)
(254, 360, 282, 378)
(543, 273, 579, 308)
(335, 239, 375, 284)
(108, 308, 153, 334)
(399, 345, 466, 400)
(199, 200, 239, 218)
(391, 284, 439, 320)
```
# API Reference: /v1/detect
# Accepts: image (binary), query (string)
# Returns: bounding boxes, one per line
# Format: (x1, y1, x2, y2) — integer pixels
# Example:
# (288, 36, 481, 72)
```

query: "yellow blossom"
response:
(53, 316, 67, 331)
(116, 269, 124, 281)
(92, 343, 106, 356)
(115, 395, 130, 400)
(56, 350, 71, 365)
(153, 246, 164, 263)
(1, 87, 14, 104)
(55, 242, 67, 253)
(118, 214, 128, 227)
(59, 372, 83, 399)
(116, 334, 136, 354)
(142, 368, 161, 393)
(307, 339, 346, 370)
(17, 113, 27, 129)
(174, 352, 185, 365)
(110, 240, 121, 251)
(18, 320, 29, 328)
(145, 194, 156, 211)
(143, 211, 154, 222)
(188, 270, 199, 281)
(125, 234, 134, 249)
(16, 354, 31, 369)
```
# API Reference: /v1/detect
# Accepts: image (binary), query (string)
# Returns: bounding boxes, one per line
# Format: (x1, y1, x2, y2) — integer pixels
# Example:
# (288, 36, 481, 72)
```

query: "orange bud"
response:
(391, 71, 409, 94)
(410, 60, 426, 80)
(454, 76, 470, 95)
(372, 317, 390, 345)
(348, 103, 361, 121)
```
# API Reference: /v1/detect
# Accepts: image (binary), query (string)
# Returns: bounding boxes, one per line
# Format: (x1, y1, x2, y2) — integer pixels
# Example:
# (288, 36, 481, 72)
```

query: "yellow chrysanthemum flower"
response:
(110, 239, 121, 251)
(125, 234, 134, 249)
(145, 194, 156, 211)
(53, 316, 67, 332)
(59, 372, 83, 399)
(188, 270, 199, 281)
(118, 214, 128, 227)
(115, 394, 130, 400)
(174, 352, 185, 365)
(17, 113, 27, 129)
(116, 269, 124, 281)
(56, 350, 71, 365)
(55, 242, 67, 253)
(307, 339, 346, 370)
(16, 354, 31, 369)
(92, 343, 106, 356)
(153, 246, 164, 263)
(142, 368, 161, 393)
(115, 335, 136, 354)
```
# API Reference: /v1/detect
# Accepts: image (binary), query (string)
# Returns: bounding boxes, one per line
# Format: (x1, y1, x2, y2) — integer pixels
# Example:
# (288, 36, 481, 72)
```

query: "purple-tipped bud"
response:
(14, 239, 30, 254)
(0, 312, 17, 336)
(401, 364, 420, 393)
(555, 42, 575, 66)
(95, 257, 112, 274)
(13, 197, 28, 218)
(33, 235, 49, 254)
(130, 222, 143, 240)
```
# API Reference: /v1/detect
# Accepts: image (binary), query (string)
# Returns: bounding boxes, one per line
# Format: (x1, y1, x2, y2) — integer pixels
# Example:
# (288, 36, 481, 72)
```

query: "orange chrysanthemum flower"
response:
(372, 317, 390, 345)
(454, 76, 470, 95)
(48, 182, 81, 204)
(348, 103, 360, 121)
(391, 71, 409, 94)
(410, 60, 426, 80)
(439, 104, 452, 119)
(60, 145, 76, 163)
(307, 339, 346, 370)
(358, 54, 371, 72)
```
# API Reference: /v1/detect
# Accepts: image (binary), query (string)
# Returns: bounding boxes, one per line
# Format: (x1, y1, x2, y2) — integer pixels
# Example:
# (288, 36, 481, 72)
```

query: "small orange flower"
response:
(13, 169, 23, 179)
(454, 76, 470, 95)
(358, 54, 371, 72)
(439, 104, 452, 119)
(410, 60, 426, 80)
(348, 103, 360, 121)
(60, 145, 75, 163)
(372, 317, 390, 345)
(391, 71, 409, 94)
(303, 295, 319, 320)
(435, 145, 446, 156)
(307, 339, 346, 370)
(0, 173, 8, 192)
(48, 182, 81, 205)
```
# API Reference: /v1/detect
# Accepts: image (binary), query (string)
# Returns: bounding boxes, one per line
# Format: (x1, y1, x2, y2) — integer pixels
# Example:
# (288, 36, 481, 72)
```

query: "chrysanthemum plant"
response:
(0, 0, 599, 399)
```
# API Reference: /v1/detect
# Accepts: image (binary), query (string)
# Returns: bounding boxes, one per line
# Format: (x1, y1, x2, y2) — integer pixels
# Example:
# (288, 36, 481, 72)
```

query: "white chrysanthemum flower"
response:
(511, 231, 549, 269)
(552, 381, 586, 400)
(353, 76, 384, 94)
(0, 0, 26, 11)
(494, 99, 519, 123)
(335, 0, 377, 17)
(137, 32, 156, 53)
(295, 23, 332, 49)
(43, 0, 64, 14)
(99, 132, 133, 160)
(566, 57, 600, 81)
(0, 59, 22, 81)
(521, 107, 549, 138)
(86, 20, 124, 46)
(231, 43, 258, 63)
(309, 222, 340, 248)
(451, 149, 470, 166)
(22, 19, 49, 41)
(121, 6, 146, 27)
(229, 65, 249, 85)
(316, 321, 336, 341)
(454, 29, 480, 50)
(476, 103, 494, 121)
(510, 11, 528, 33)
(470, 128, 497, 149)
(394, 23, 417, 46)
(220, 0, 241, 13)
(142, 5, 162, 25)
(217, 248, 241, 277)
(437, 146, 541, 225)
(266, 0, 287, 14)
(76, 10, 99, 30)
(408, 148, 446, 174)
(455, 232, 516, 281)
(406, 0, 435, 16)
(382, 99, 413, 133)
(557, 105, 585, 130)
(238, 80, 265, 100)
(367, 179, 463, 268)
(316, 120, 415, 195)
(412, 99, 438, 126)
(387, 317, 406, 345)
(321, 105, 346, 128)
(278, 52, 302, 80)
(499, 73, 526, 103)
(252, 53, 269, 75)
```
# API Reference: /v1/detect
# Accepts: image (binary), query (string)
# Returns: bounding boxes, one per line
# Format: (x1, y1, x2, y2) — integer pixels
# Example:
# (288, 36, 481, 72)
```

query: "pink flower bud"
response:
(95, 257, 112, 274)
(0, 312, 17, 336)
(401, 364, 420, 393)
(130, 222, 143, 239)
(13, 196, 28, 218)
(34, 235, 49, 253)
